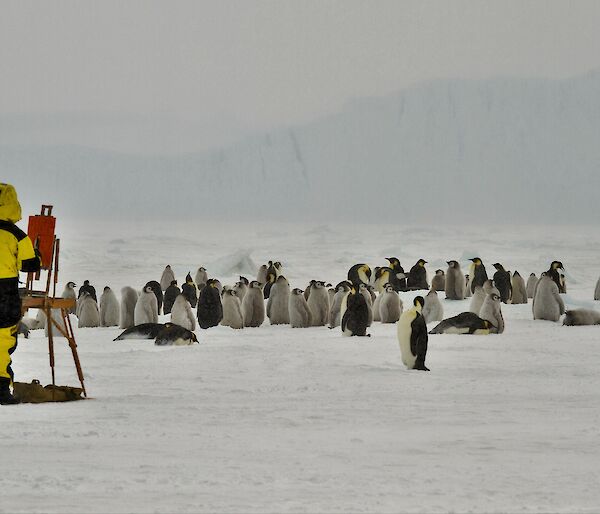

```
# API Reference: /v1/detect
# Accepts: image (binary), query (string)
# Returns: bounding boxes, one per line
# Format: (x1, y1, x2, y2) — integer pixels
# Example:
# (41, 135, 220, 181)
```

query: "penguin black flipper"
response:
(410, 312, 429, 370)
(113, 323, 167, 341)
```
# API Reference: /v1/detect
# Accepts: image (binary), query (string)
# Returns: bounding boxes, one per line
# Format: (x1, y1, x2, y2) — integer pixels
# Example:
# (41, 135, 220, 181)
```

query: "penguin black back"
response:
(469, 258, 488, 293)
(144, 280, 164, 314)
(407, 259, 429, 290)
(341, 286, 370, 336)
(197, 279, 223, 329)
(492, 263, 512, 304)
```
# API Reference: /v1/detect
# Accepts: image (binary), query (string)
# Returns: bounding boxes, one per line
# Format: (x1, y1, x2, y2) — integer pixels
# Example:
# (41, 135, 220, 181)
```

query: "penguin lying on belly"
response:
(429, 312, 497, 335)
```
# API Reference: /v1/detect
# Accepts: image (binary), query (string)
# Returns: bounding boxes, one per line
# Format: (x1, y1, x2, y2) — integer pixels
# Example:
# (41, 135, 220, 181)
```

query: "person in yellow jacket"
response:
(0, 184, 41, 405)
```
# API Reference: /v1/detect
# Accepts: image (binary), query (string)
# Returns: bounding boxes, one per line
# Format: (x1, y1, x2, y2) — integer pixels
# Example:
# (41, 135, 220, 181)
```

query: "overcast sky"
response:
(1, 0, 599, 153)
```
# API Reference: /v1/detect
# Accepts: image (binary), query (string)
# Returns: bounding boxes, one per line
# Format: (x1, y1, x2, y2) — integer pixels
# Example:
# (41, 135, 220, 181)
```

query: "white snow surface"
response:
(4, 221, 600, 513)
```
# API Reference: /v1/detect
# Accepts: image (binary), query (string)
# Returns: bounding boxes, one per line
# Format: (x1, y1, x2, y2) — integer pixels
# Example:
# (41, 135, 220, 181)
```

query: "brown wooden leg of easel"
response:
(62, 308, 87, 397)
(45, 304, 56, 401)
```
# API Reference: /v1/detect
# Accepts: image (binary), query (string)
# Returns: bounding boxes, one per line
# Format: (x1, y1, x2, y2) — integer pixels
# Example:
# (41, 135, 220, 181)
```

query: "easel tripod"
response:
(21, 205, 87, 397)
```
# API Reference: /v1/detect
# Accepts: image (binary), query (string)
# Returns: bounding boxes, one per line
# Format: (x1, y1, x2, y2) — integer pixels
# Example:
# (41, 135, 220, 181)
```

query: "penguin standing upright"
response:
(308, 281, 330, 326)
(526, 273, 538, 299)
(221, 289, 244, 329)
(463, 275, 472, 298)
(241, 281, 265, 328)
(378, 284, 402, 323)
(533, 275, 565, 322)
(445, 260, 465, 300)
(78, 293, 100, 328)
(263, 268, 277, 299)
(329, 281, 351, 328)
(171, 294, 196, 331)
(78, 280, 97, 302)
(194, 267, 208, 289)
(358, 283, 374, 327)
(397, 296, 429, 370)
(163, 280, 180, 315)
(407, 259, 429, 290)
(386, 257, 407, 291)
(431, 270, 445, 292)
(347, 264, 371, 286)
(468, 258, 488, 293)
(120, 286, 138, 329)
(492, 263, 512, 304)
(479, 293, 504, 333)
(160, 265, 176, 292)
(61, 281, 77, 314)
(511, 271, 528, 304)
(134, 286, 159, 325)
(144, 280, 163, 314)
(266, 275, 291, 325)
(233, 279, 248, 303)
(197, 279, 223, 329)
(421, 288, 443, 323)
(257, 265, 268, 286)
(341, 285, 370, 336)
(546, 261, 565, 293)
(181, 273, 198, 308)
(99, 286, 120, 327)
(289, 288, 312, 328)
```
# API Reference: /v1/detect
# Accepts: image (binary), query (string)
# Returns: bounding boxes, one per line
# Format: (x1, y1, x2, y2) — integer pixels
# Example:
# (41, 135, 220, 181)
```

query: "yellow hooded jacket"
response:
(0, 183, 41, 327)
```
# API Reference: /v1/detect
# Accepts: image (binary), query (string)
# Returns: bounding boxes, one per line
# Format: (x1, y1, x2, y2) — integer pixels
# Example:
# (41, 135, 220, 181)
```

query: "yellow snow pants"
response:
(0, 324, 18, 384)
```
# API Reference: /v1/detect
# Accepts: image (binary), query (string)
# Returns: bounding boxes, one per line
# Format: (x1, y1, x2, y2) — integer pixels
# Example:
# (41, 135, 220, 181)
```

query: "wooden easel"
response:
(22, 206, 87, 397)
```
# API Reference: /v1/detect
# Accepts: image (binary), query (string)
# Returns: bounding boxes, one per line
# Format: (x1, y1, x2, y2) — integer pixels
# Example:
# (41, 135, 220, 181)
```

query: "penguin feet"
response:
(413, 364, 430, 371)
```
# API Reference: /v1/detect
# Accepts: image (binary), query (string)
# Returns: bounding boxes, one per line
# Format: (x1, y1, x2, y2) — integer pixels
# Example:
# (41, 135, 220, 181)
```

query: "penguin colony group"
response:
(21, 258, 600, 365)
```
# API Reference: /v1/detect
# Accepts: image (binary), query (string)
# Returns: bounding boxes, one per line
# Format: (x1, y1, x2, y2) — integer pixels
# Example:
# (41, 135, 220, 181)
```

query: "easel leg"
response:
(62, 309, 86, 397)
(45, 305, 56, 401)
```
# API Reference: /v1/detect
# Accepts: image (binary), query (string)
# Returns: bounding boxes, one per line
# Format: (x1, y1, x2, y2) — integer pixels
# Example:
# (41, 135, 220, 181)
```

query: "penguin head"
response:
(314, 281, 325, 289)
(170, 280, 178, 286)
(492, 263, 504, 271)
(239, 276, 249, 285)
(292, 288, 304, 295)
(384, 283, 394, 293)
(427, 287, 437, 296)
(250, 281, 263, 289)
(551, 261, 564, 270)
(413, 296, 425, 311)
(513, 271, 521, 277)
(417, 259, 427, 267)
(375, 267, 391, 280)
(198, 267, 206, 272)
(491, 293, 501, 303)
(386, 257, 400, 269)
(469, 257, 482, 265)
(276, 275, 288, 285)
(165, 265, 171, 269)
(67, 281, 76, 288)
(336, 281, 351, 292)
(144, 285, 153, 293)
(103, 286, 111, 292)
(447, 260, 458, 268)
(225, 289, 237, 297)
(186, 273, 193, 283)
(435, 269, 444, 276)
(84, 280, 90, 285)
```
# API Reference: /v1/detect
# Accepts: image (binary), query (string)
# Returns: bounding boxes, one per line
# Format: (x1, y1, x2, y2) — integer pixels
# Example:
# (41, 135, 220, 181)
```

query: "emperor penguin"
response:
(445, 260, 465, 300)
(341, 286, 370, 336)
(358, 283, 374, 327)
(266, 275, 291, 325)
(308, 280, 330, 326)
(421, 288, 443, 324)
(155, 324, 198, 346)
(181, 273, 198, 308)
(241, 281, 265, 327)
(114, 323, 167, 341)
(511, 271, 528, 304)
(429, 312, 495, 335)
(526, 273, 538, 299)
(463, 275, 472, 298)
(289, 288, 312, 328)
(78, 280, 97, 302)
(594, 276, 600, 301)
(469, 285, 486, 314)
(194, 267, 208, 289)
(468, 258, 488, 293)
(386, 257, 407, 291)
(61, 281, 77, 314)
(78, 292, 100, 328)
(431, 270, 445, 292)
(379, 284, 402, 323)
(479, 293, 504, 334)
(563, 309, 600, 326)
(329, 281, 351, 328)
(263, 269, 277, 299)
(532, 275, 565, 322)
(233, 280, 248, 303)
(407, 259, 429, 290)
(492, 263, 512, 304)
(119, 286, 139, 329)
(257, 265, 268, 286)
(273, 261, 283, 277)
(160, 265, 176, 292)
(560, 273, 567, 294)
(145, 280, 164, 314)
(397, 296, 429, 370)
(546, 261, 565, 293)
(374, 267, 405, 293)
(99, 286, 120, 327)
(197, 278, 223, 329)
(171, 294, 196, 331)
(163, 280, 180, 315)
(221, 289, 244, 329)
(134, 285, 159, 325)
(348, 264, 371, 286)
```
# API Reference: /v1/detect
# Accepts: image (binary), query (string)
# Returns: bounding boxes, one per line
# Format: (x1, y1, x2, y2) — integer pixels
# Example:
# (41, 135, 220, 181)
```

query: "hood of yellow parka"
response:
(0, 183, 23, 222)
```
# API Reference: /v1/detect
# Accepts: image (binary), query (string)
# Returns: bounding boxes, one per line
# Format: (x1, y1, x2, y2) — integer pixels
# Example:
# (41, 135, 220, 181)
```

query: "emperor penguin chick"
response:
(431, 270, 445, 292)
(563, 309, 600, 326)
(120, 286, 138, 329)
(308, 281, 330, 326)
(445, 260, 465, 300)
(257, 265, 268, 286)
(194, 267, 208, 289)
(160, 265, 176, 292)
(135, 286, 159, 325)
(379, 284, 402, 323)
(233, 280, 248, 303)
(469, 285, 486, 314)
(532, 275, 565, 322)
(289, 288, 312, 328)
(479, 293, 504, 334)
(99, 286, 120, 327)
(526, 273, 538, 299)
(421, 288, 443, 323)
(511, 271, 528, 304)
(221, 289, 244, 329)
(242, 281, 265, 328)
(463, 275, 472, 298)
(78, 293, 100, 328)
(61, 281, 77, 314)
(329, 281, 351, 328)
(397, 296, 429, 371)
(171, 294, 196, 331)
(266, 275, 291, 325)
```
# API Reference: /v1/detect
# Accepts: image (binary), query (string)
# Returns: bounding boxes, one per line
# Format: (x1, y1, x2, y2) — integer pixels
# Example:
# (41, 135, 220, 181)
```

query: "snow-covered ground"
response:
(4, 221, 600, 513)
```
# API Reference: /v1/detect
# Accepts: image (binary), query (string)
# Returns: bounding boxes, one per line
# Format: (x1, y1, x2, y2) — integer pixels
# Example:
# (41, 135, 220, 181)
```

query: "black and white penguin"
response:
(144, 280, 164, 314)
(385, 257, 407, 291)
(163, 280, 180, 315)
(374, 266, 405, 293)
(397, 296, 429, 370)
(155, 324, 198, 346)
(181, 273, 198, 308)
(197, 279, 223, 329)
(348, 264, 372, 286)
(545, 261, 565, 294)
(160, 265, 176, 292)
(429, 312, 495, 335)
(492, 263, 512, 304)
(468, 258, 488, 293)
(113, 322, 167, 341)
(407, 259, 429, 290)
(263, 268, 277, 299)
(431, 270, 445, 292)
(78, 280, 97, 302)
(341, 286, 370, 337)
